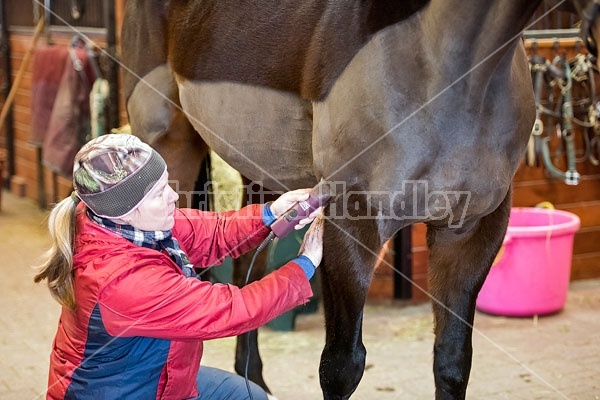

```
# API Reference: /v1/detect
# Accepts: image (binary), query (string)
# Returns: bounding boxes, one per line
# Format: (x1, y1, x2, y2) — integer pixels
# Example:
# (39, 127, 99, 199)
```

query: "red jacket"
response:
(47, 203, 313, 399)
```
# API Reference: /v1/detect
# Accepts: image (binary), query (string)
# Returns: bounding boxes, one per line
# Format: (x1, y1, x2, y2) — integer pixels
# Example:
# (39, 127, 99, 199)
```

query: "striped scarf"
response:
(87, 211, 197, 278)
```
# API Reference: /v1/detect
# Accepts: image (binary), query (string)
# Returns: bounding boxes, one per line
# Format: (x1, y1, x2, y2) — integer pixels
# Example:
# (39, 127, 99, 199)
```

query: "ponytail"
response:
(33, 195, 79, 310)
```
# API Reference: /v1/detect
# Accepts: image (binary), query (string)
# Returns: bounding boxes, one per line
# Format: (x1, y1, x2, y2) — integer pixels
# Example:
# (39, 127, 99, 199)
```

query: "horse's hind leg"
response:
(427, 190, 511, 400)
(121, 1, 207, 197)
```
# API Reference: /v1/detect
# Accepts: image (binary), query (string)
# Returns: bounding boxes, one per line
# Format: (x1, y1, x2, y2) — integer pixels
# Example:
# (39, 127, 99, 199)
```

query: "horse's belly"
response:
(176, 77, 317, 191)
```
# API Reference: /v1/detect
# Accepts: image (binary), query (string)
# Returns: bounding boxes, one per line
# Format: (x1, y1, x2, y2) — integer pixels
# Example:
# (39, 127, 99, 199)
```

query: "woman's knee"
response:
(196, 366, 268, 400)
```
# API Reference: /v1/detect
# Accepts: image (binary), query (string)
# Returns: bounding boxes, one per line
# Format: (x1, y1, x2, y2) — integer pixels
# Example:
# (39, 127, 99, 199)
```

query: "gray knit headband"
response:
(73, 134, 167, 218)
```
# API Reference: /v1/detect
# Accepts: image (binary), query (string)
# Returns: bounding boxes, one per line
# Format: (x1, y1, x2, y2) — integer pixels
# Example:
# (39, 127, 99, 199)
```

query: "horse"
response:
(120, 1, 600, 398)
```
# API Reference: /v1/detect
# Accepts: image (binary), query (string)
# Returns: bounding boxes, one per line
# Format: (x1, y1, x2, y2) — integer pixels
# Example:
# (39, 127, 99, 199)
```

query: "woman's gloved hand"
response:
(299, 213, 324, 267)
(270, 189, 323, 230)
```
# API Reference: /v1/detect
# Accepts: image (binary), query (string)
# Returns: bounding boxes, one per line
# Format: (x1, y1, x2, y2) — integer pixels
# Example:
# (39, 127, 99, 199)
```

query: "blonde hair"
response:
(33, 196, 79, 310)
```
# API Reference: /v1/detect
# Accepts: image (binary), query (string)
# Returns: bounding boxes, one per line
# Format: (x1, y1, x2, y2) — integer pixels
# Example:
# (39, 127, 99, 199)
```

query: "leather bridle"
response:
(581, 0, 600, 57)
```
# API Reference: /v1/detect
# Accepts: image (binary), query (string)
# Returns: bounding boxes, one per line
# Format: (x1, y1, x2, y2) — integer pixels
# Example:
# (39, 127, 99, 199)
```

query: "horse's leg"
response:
(427, 190, 511, 400)
(231, 179, 279, 394)
(319, 196, 381, 399)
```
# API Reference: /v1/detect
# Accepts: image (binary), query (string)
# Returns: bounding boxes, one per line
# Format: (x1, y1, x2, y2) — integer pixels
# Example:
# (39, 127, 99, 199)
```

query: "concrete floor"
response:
(1, 190, 599, 400)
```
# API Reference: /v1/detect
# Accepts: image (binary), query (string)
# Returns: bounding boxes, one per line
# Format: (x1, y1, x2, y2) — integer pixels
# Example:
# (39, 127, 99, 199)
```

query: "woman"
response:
(34, 134, 324, 399)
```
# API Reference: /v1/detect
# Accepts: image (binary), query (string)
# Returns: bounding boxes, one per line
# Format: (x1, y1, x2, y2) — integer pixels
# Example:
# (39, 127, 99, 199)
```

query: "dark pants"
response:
(191, 366, 269, 399)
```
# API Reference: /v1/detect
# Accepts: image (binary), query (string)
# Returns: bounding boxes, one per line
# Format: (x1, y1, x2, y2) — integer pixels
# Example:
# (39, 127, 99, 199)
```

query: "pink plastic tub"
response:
(476, 207, 580, 317)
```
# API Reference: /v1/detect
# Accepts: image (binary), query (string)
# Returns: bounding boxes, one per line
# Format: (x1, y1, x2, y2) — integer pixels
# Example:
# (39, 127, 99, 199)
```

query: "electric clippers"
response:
(270, 181, 333, 238)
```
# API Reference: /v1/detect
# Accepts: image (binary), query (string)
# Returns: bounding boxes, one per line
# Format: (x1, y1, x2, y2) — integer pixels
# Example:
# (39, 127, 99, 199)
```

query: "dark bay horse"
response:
(121, 1, 600, 398)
